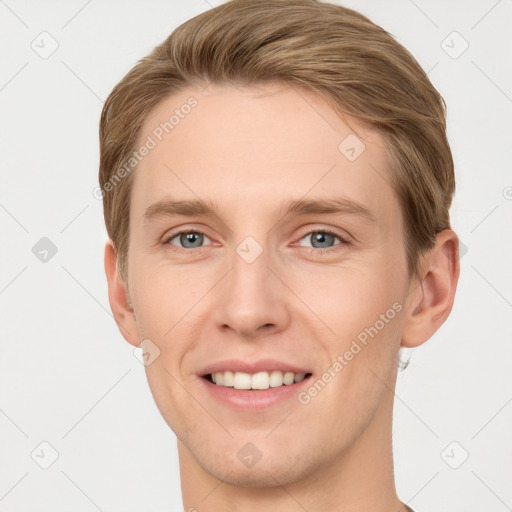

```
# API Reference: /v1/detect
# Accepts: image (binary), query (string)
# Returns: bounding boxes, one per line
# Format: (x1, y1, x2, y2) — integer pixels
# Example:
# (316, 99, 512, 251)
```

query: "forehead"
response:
(131, 82, 399, 229)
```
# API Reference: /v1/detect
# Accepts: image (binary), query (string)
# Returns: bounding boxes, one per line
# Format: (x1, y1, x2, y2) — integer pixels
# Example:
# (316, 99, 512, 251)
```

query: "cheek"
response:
(297, 266, 404, 402)
(130, 257, 206, 333)
(294, 264, 402, 341)
(128, 260, 218, 386)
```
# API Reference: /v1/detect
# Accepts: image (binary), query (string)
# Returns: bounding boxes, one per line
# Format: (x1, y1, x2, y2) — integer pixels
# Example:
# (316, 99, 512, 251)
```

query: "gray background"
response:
(1, 0, 511, 511)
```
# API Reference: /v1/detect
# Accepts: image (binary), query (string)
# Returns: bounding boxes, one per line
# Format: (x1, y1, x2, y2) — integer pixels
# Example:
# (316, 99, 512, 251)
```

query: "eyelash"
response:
(295, 228, 350, 255)
(163, 228, 351, 255)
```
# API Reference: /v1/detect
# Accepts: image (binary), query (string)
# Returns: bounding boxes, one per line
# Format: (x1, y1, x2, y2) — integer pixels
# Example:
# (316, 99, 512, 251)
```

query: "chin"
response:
(191, 438, 320, 489)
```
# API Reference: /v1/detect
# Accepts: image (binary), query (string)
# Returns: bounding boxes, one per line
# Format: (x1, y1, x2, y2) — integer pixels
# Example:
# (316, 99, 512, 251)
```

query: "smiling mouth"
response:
(202, 370, 313, 390)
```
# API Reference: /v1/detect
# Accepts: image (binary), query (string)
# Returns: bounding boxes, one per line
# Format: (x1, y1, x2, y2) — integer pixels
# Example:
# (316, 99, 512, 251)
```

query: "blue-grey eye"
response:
(300, 231, 341, 249)
(169, 231, 212, 249)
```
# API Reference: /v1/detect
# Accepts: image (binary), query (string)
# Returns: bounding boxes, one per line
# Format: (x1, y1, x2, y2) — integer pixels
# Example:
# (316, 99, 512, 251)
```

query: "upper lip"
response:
(198, 359, 312, 377)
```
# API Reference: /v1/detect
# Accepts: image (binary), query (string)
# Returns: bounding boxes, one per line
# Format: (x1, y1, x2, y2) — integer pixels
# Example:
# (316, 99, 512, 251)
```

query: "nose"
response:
(213, 241, 291, 340)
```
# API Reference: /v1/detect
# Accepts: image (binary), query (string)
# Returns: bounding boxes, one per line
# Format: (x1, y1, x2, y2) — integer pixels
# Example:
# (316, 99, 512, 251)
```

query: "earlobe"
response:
(104, 240, 140, 347)
(401, 229, 460, 348)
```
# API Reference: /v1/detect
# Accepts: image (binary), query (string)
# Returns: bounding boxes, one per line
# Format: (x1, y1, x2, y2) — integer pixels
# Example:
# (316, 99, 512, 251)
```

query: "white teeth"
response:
(251, 371, 270, 389)
(209, 370, 308, 389)
(233, 372, 252, 389)
(269, 370, 283, 387)
(223, 370, 235, 386)
(283, 371, 295, 385)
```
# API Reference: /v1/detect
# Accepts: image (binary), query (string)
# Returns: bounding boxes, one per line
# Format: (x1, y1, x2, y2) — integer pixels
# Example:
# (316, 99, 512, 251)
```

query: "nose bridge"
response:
(214, 233, 289, 336)
(230, 234, 273, 309)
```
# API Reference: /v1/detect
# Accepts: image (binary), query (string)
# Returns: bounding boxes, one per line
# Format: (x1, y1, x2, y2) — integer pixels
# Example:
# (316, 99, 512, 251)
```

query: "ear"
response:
(104, 239, 140, 347)
(401, 229, 461, 348)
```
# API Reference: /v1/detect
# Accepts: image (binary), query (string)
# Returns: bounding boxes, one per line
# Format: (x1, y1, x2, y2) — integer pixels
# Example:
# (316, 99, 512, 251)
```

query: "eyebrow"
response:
(143, 197, 376, 224)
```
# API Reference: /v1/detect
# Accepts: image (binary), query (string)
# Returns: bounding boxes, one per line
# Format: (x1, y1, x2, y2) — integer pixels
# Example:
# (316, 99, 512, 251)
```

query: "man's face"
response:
(126, 83, 413, 486)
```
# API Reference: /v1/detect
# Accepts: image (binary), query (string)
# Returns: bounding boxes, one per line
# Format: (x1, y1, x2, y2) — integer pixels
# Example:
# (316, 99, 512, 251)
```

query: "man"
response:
(99, 1, 460, 510)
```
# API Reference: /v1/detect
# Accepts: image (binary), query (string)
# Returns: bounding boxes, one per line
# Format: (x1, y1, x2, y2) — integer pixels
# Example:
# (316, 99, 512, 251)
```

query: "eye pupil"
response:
(170, 230, 341, 251)
(311, 232, 335, 249)
(181, 232, 203, 248)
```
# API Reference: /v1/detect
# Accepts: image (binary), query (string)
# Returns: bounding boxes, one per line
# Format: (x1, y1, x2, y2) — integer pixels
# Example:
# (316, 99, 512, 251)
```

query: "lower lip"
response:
(199, 375, 312, 411)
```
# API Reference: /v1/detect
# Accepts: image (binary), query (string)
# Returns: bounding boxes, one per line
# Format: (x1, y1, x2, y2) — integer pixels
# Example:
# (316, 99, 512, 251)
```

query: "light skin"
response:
(105, 82, 460, 511)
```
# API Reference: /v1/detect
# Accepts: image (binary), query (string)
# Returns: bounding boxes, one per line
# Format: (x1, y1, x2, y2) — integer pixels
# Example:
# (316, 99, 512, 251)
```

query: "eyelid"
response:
(162, 226, 352, 251)
(294, 224, 351, 242)
(293, 227, 351, 250)
(162, 227, 215, 249)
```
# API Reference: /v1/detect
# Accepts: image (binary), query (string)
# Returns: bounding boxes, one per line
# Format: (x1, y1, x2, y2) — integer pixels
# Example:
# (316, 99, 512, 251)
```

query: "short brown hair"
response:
(99, 0, 455, 282)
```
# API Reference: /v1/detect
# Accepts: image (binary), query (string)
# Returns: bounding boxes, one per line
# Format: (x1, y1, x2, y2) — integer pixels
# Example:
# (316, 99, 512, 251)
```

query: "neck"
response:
(179, 383, 405, 512)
